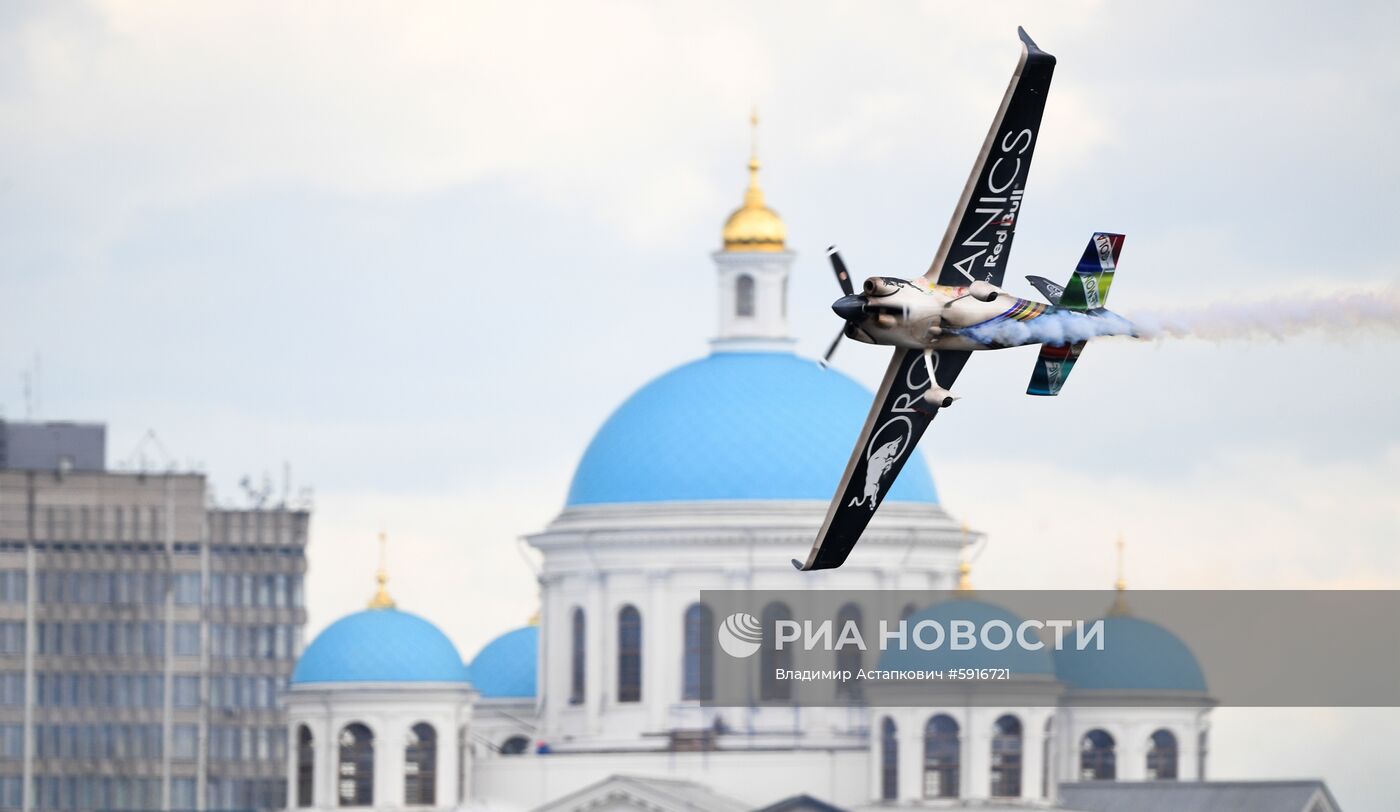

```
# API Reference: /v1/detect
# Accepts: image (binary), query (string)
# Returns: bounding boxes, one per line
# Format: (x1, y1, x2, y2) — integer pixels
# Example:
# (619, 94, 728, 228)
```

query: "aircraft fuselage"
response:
(834, 276, 1119, 353)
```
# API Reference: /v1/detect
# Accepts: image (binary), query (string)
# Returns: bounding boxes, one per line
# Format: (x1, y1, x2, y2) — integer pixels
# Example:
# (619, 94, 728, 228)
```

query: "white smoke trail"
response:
(1127, 289, 1400, 342)
(963, 310, 1136, 346)
(962, 290, 1400, 347)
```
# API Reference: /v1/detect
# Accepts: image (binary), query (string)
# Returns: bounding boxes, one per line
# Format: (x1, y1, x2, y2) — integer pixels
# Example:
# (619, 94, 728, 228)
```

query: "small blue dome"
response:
(1054, 615, 1207, 693)
(877, 598, 1056, 676)
(468, 626, 538, 699)
(567, 352, 940, 506)
(292, 609, 470, 685)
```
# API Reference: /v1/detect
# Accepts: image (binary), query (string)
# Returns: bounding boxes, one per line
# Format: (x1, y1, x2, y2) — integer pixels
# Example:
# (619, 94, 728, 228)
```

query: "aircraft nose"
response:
(832, 294, 867, 322)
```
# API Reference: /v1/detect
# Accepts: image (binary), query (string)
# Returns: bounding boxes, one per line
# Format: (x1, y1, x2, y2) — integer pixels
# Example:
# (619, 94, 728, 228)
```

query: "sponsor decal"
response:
(950, 128, 1034, 283)
(1082, 274, 1100, 308)
(716, 612, 763, 658)
(1095, 233, 1115, 269)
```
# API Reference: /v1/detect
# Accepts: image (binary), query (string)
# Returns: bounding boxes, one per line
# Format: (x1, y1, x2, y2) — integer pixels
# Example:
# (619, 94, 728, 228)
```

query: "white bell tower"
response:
(711, 110, 797, 353)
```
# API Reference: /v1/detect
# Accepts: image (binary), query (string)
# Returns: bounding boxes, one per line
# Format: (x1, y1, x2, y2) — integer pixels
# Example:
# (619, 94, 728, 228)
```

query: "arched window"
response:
(499, 735, 529, 756)
(295, 725, 314, 807)
(1147, 729, 1178, 780)
(735, 274, 756, 317)
(404, 723, 436, 806)
(759, 602, 793, 701)
(1080, 729, 1116, 781)
(834, 603, 862, 700)
(682, 603, 714, 701)
(880, 717, 899, 801)
(617, 605, 642, 703)
(923, 714, 959, 798)
(569, 607, 585, 705)
(991, 714, 1023, 797)
(336, 723, 373, 807)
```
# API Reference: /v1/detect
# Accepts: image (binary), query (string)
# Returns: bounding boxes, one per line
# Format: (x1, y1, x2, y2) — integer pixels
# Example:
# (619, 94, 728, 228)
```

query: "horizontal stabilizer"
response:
(1026, 274, 1065, 305)
(1027, 341, 1085, 396)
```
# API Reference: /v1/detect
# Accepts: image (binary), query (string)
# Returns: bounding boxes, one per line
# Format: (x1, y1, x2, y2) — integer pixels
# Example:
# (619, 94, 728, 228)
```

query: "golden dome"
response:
(721, 111, 786, 253)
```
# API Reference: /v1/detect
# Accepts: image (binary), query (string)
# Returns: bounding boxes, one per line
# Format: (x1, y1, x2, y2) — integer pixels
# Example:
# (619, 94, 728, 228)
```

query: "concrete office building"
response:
(0, 420, 309, 812)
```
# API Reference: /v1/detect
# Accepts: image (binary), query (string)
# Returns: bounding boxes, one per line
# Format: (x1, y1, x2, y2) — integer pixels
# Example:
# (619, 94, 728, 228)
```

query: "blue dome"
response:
(1053, 615, 1206, 693)
(877, 598, 1056, 676)
(292, 609, 470, 685)
(567, 351, 940, 506)
(468, 626, 538, 699)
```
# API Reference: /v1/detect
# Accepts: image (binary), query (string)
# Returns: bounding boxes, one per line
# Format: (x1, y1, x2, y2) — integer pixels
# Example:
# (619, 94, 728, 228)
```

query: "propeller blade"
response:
(827, 246, 854, 296)
(820, 326, 845, 366)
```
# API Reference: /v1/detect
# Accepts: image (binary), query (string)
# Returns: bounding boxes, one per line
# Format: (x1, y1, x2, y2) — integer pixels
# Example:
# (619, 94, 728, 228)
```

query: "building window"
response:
(923, 714, 959, 798)
(617, 605, 642, 703)
(569, 608, 585, 706)
(499, 735, 530, 755)
(834, 603, 862, 700)
(880, 717, 898, 801)
(296, 725, 314, 807)
(759, 602, 793, 701)
(404, 723, 436, 806)
(735, 274, 755, 317)
(682, 603, 714, 701)
(1147, 728, 1178, 780)
(1080, 729, 1116, 781)
(337, 723, 374, 806)
(1197, 729, 1209, 780)
(991, 714, 1022, 797)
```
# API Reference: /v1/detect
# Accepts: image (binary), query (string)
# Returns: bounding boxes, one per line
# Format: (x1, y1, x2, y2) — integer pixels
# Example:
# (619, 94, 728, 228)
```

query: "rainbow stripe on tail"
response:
(1026, 232, 1125, 396)
(1058, 232, 1124, 310)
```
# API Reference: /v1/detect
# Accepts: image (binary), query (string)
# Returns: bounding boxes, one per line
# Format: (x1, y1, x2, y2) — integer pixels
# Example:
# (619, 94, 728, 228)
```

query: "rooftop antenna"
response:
(121, 429, 176, 471)
(21, 353, 40, 420)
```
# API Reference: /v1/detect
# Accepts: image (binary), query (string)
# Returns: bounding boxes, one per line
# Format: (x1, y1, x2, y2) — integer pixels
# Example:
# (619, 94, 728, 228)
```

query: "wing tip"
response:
(1017, 26, 1055, 61)
(791, 558, 806, 571)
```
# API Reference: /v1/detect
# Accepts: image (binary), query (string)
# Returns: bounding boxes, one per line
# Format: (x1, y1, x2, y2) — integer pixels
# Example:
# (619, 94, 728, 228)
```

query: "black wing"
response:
(920, 28, 1056, 289)
(794, 348, 971, 571)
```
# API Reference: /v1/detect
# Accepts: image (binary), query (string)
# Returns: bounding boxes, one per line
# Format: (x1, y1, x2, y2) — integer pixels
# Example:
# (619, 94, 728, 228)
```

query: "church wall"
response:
(473, 747, 869, 811)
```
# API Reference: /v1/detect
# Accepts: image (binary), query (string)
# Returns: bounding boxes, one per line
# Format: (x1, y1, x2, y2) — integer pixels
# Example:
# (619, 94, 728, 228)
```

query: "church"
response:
(278, 135, 1342, 812)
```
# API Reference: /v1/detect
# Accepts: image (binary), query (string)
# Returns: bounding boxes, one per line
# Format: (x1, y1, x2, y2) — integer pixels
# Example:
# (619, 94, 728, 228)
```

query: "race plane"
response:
(795, 28, 1134, 571)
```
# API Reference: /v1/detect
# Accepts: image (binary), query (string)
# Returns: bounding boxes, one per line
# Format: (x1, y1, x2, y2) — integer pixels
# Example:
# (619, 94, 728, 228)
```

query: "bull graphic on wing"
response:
(848, 437, 902, 511)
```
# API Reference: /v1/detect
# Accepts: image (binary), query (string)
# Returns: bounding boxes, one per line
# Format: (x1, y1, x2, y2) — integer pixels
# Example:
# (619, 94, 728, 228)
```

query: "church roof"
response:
(1053, 614, 1207, 693)
(467, 625, 538, 699)
(1059, 780, 1341, 812)
(291, 608, 470, 685)
(566, 351, 940, 506)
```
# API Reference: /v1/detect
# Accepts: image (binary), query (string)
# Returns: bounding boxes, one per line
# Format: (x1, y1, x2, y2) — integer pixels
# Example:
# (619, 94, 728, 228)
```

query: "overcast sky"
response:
(2, 1, 1398, 808)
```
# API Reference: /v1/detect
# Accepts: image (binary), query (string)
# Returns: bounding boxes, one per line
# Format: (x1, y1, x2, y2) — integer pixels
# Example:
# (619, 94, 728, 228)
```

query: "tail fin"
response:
(1027, 341, 1085, 396)
(1058, 232, 1124, 310)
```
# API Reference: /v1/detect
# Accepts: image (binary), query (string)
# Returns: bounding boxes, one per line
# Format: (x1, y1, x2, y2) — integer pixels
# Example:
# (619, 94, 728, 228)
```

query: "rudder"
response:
(1058, 232, 1124, 310)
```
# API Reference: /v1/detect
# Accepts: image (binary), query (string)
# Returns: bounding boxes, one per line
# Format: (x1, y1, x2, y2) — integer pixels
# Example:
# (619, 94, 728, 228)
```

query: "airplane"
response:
(794, 28, 1134, 572)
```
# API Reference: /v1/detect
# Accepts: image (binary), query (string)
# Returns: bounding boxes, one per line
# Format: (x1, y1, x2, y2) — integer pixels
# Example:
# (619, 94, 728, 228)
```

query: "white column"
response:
(320, 710, 336, 811)
(1020, 708, 1050, 801)
(586, 573, 605, 733)
(962, 708, 988, 801)
(898, 710, 922, 800)
(377, 719, 403, 809)
(645, 571, 667, 731)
